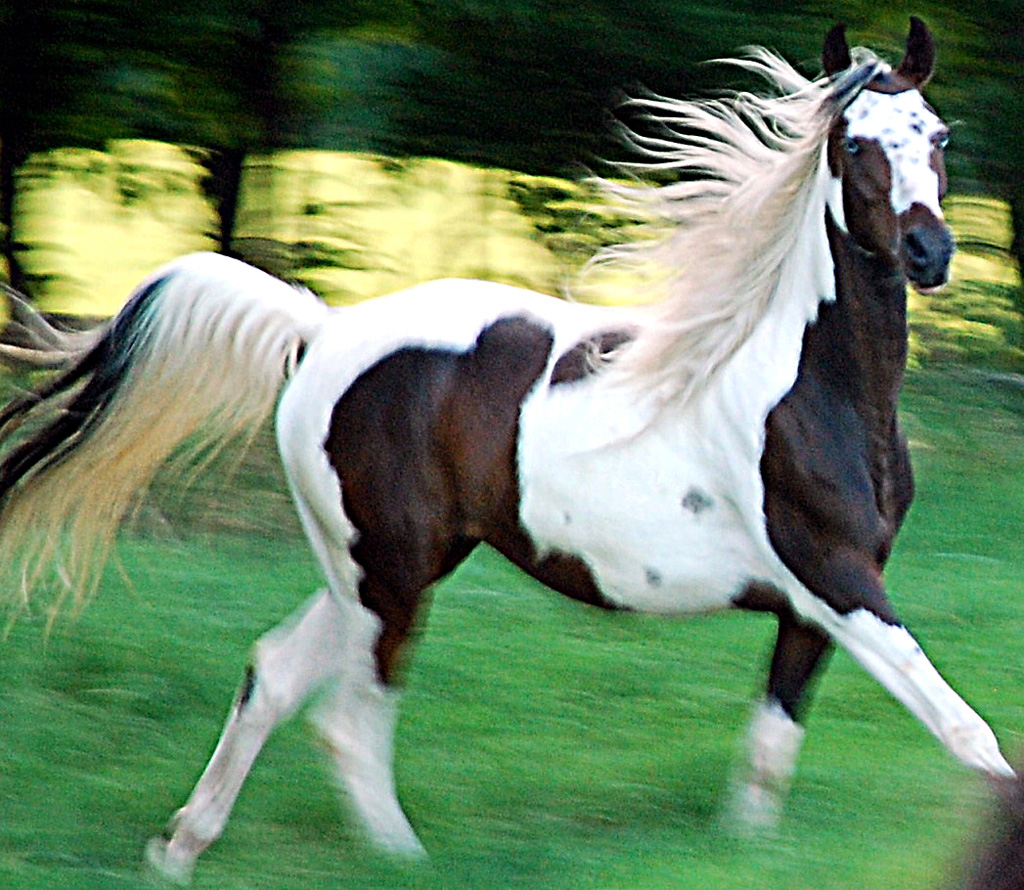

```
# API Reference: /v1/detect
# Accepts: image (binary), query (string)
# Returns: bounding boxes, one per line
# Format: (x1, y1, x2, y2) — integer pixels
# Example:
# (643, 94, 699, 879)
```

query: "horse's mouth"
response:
(910, 280, 947, 296)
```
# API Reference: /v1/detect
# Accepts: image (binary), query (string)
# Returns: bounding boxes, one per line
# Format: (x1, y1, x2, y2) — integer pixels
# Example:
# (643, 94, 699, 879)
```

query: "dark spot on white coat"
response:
(682, 487, 715, 515)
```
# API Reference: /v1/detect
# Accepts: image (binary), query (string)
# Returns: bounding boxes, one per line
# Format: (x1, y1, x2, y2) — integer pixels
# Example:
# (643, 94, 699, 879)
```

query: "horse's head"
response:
(823, 18, 953, 293)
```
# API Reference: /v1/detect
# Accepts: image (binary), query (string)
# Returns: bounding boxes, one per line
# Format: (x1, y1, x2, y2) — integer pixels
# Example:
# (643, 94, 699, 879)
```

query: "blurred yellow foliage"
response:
(11, 144, 1022, 370)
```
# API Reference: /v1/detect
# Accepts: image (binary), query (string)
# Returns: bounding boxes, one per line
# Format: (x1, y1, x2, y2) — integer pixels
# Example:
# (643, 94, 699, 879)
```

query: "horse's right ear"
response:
(823, 22, 852, 76)
(895, 16, 935, 86)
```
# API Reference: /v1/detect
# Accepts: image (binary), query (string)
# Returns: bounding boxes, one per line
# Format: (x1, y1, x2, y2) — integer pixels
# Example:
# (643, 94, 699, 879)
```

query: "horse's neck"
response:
(803, 214, 909, 426)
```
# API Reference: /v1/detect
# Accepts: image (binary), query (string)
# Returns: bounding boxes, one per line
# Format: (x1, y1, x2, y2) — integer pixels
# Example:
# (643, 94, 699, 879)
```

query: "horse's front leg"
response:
(729, 610, 832, 830)
(824, 604, 1013, 777)
(788, 548, 1014, 779)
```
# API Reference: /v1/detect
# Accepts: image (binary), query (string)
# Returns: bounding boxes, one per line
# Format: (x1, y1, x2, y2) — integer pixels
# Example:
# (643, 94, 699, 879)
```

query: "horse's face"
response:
(824, 18, 954, 293)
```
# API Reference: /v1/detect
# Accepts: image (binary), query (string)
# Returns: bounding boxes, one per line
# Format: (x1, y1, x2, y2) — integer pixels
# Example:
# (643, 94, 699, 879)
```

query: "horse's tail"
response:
(0, 251, 330, 618)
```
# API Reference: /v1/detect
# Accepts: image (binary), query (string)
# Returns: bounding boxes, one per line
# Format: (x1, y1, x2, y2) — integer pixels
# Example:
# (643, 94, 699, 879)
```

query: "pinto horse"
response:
(0, 18, 1011, 884)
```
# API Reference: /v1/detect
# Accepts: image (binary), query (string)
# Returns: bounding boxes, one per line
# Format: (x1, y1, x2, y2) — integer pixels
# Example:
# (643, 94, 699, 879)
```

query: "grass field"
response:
(0, 367, 1023, 889)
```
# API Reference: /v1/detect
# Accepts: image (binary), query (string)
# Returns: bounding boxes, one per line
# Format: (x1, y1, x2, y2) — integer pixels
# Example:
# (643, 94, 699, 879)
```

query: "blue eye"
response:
(936, 133, 949, 150)
(844, 136, 861, 156)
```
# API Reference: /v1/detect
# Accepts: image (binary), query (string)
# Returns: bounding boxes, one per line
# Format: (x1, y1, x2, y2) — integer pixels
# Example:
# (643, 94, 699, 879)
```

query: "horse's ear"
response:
(896, 16, 935, 86)
(822, 22, 852, 76)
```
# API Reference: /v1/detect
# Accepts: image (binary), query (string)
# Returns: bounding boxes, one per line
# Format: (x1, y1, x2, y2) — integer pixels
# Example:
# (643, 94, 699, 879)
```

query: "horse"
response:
(0, 17, 1011, 884)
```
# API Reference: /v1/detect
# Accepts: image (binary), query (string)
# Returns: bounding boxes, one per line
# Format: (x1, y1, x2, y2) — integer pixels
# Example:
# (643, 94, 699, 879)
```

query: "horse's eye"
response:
(843, 136, 861, 156)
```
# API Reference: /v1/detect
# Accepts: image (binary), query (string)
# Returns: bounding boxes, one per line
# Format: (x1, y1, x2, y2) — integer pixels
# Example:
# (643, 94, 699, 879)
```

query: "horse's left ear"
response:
(896, 16, 935, 87)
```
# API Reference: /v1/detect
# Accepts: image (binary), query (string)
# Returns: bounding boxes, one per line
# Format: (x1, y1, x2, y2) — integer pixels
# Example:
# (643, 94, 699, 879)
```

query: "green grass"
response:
(2, 367, 1024, 888)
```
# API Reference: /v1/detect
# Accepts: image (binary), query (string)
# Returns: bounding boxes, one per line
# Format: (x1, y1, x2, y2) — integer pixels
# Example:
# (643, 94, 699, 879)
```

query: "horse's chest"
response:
(761, 376, 911, 574)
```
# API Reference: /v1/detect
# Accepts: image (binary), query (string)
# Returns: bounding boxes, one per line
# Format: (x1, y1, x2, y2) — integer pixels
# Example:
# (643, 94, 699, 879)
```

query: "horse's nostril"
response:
(905, 229, 929, 262)
(904, 224, 954, 290)
(905, 226, 954, 267)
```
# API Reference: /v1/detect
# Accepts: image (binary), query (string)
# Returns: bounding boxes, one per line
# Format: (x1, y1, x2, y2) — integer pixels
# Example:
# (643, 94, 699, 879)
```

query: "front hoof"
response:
(144, 836, 194, 886)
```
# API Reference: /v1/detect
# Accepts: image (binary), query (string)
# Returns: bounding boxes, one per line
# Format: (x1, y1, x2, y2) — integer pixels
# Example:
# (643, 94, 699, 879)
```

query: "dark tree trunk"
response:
(196, 14, 289, 259)
(0, 133, 29, 296)
(1008, 191, 1024, 290)
(1004, 190, 1024, 346)
(248, 19, 288, 151)
(202, 147, 247, 257)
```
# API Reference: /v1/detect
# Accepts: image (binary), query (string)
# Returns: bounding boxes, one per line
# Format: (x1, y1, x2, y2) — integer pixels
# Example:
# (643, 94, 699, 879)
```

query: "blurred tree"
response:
(402, 2, 883, 175)
(1, 0, 1020, 318)
(0, 0, 418, 280)
(389, 0, 825, 175)
(959, 7, 1024, 319)
(0, 0, 124, 293)
(0, 0, 34, 292)
(157, 0, 418, 256)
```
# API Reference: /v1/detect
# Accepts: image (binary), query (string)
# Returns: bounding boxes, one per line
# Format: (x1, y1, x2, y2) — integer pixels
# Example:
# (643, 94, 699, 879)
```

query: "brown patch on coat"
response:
(326, 316, 616, 684)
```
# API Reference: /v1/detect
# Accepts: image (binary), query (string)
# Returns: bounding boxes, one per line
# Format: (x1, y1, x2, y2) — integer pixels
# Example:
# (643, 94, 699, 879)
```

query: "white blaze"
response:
(843, 88, 946, 218)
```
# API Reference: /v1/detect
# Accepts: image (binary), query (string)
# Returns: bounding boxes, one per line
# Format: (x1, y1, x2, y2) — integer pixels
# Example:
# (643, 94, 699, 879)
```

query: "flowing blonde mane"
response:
(592, 49, 884, 406)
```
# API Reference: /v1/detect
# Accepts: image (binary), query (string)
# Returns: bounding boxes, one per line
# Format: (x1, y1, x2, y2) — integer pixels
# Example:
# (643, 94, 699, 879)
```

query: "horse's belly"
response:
(518, 393, 775, 615)
(525, 482, 769, 613)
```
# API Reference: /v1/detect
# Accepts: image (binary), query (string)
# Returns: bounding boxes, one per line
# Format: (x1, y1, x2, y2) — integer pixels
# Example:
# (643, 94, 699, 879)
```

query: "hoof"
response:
(722, 781, 782, 837)
(144, 836, 194, 886)
(376, 831, 428, 861)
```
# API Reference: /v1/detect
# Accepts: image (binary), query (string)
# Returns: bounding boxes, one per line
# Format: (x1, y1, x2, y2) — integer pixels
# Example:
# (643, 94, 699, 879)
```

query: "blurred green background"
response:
(1, 2, 1024, 888)
(0, 0, 1021, 368)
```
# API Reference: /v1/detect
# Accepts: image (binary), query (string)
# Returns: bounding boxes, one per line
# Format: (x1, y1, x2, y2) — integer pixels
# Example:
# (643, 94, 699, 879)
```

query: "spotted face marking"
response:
(826, 61, 954, 292)
(841, 86, 949, 218)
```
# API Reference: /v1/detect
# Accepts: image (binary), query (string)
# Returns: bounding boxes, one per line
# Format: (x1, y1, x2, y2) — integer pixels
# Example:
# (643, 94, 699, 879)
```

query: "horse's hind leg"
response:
(305, 586, 424, 858)
(146, 588, 365, 884)
(307, 683, 421, 856)
(307, 535, 476, 857)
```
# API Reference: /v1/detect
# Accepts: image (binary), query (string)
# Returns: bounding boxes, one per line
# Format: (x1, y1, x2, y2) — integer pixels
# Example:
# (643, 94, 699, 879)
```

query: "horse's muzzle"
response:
(903, 218, 955, 294)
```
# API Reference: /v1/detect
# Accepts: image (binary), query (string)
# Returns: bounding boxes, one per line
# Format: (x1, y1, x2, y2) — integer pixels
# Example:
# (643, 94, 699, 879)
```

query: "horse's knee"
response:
(245, 640, 304, 721)
(244, 589, 365, 719)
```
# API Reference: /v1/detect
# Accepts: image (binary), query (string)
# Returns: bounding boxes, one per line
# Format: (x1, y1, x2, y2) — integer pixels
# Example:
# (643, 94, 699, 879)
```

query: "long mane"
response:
(592, 49, 884, 407)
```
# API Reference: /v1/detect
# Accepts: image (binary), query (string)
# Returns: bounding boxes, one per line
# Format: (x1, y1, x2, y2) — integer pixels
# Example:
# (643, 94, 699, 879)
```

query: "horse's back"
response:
(319, 278, 616, 355)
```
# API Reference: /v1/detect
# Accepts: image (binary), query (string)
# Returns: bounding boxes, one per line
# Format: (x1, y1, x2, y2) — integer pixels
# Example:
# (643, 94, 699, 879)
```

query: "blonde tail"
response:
(0, 252, 330, 616)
